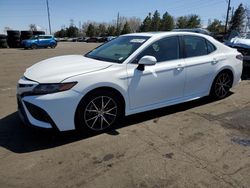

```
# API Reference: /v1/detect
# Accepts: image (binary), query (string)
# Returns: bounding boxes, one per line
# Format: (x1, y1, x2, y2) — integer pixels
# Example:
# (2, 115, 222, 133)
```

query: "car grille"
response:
(18, 84, 34, 88)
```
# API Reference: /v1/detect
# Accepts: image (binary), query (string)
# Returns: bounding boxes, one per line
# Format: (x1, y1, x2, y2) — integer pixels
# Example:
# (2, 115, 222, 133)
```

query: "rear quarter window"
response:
(206, 40, 216, 54)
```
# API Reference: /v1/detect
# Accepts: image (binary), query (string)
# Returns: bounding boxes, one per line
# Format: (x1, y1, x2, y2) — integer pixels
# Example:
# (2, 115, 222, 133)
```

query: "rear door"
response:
(38, 36, 50, 46)
(182, 35, 218, 97)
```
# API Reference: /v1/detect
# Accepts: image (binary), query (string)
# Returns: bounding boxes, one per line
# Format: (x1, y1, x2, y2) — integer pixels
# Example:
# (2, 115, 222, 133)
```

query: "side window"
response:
(206, 40, 216, 54)
(44, 36, 52, 39)
(39, 36, 45, 39)
(134, 36, 180, 63)
(183, 36, 207, 58)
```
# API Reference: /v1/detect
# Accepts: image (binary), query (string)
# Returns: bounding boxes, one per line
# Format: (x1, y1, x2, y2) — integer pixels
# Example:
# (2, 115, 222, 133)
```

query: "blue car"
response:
(21, 35, 57, 49)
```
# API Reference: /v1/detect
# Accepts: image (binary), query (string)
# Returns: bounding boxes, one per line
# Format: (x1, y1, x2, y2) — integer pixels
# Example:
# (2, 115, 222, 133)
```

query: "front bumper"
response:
(17, 95, 59, 131)
(17, 77, 83, 131)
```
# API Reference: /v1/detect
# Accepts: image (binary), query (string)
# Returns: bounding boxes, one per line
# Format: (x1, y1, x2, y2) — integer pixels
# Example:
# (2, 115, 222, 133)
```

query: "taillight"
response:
(236, 54, 243, 61)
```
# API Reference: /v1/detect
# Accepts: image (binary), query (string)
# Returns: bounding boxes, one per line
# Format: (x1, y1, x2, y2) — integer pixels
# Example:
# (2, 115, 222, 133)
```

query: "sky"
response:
(0, 0, 249, 33)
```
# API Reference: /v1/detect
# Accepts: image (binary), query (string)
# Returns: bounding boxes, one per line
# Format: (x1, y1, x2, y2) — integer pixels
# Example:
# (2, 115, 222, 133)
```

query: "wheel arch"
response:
(209, 67, 234, 94)
(74, 86, 127, 130)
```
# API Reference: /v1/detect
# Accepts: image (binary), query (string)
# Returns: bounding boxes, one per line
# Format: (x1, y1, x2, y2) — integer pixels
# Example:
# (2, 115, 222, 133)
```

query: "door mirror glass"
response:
(138, 56, 157, 66)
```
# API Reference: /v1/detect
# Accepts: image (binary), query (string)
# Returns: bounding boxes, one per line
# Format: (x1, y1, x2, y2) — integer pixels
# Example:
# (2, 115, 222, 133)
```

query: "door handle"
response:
(176, 64, 184, 71)
(212, 58, 219, 65)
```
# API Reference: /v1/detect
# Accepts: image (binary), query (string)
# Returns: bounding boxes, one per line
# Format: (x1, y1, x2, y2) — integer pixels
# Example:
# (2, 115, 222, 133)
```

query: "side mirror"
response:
(137, 56, 157, 71)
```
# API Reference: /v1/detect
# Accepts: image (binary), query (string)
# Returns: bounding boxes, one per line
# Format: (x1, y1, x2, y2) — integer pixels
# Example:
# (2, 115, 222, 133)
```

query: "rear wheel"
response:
(210, 71, 233, 100)
(76, 90, 123, 133)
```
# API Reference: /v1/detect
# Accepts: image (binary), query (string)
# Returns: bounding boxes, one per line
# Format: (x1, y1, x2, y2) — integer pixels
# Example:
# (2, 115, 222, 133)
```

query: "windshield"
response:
(31, 35, 38, 39)
(85, 36, 150, 63)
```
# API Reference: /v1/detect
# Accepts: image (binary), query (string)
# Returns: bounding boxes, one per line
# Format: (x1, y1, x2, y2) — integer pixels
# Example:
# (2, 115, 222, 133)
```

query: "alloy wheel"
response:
(214, 72, 232, 98)
(84, 96, 118, 131)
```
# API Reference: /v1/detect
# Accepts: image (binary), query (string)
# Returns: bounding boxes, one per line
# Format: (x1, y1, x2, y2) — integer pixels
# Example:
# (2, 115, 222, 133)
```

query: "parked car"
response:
(86, 37, 98, 43)
(107, 36, 116, 41)
(97, 37, 108, 43)
(21, 35, 57, 49)
(224, 32, 250, 78)
(17, 32, 242, 132)
(77, 37, 87, 42)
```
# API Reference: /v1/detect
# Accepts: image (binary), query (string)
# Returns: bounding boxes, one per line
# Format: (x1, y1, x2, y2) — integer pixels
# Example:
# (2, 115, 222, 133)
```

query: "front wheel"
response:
(50, 43, 56, 48)
(76, 90, 123, 133)
(210, 71, 233, 100)
(31, 44, 37, 49)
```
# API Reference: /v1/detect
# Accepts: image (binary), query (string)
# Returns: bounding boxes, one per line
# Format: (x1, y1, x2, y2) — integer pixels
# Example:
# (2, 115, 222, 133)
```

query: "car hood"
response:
(229, 37, 250, 49)
(24, 55, 112, 83)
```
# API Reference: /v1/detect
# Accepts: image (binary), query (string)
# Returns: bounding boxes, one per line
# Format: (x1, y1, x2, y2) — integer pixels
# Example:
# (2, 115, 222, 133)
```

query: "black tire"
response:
(33, 31, 45, 35)
(0, 34, 7, 39)
(7, 30, 20, 38)
(75, 90, 123, 133)
(7, 38, 20, 48)
(7, 38, 20, 47)
(7, 30, 20, 35)
(0, 40, 8, 48)
(21, 31, 33, 35)
(21, 31, 33, 40)
(50, 43, 56, 48)
(31, 43, 37, 49)
(210, 70, 233, 100)
(0, 38, 7, 43)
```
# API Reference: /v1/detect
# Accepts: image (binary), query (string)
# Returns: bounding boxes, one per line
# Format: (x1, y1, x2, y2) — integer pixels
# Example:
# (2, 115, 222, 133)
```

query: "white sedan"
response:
(17, 32, 243, 132)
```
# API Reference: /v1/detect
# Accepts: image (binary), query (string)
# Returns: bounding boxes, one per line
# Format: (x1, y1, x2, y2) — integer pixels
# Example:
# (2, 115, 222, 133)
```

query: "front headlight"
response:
(32, 82, 77, 95)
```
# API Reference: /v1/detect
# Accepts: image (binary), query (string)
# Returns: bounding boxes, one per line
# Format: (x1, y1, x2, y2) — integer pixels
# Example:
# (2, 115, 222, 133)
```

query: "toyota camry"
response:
(17, 32, 243, 132)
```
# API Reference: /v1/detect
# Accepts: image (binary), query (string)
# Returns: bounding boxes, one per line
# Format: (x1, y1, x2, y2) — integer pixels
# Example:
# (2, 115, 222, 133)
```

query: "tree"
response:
(66, 26, 79, 37)
(140, 13, 152, 32)
(151, 10, 161, 31)
(187, 15, 201, 28)
(29, 24, 37, 31)
(54, 29, 67, 38)
(115, 24, 122, 36)
(176, 16, 189, 28)
(4, 27, 12, 33)
(176, 15, 201, 29)
(229, 3, 246, 32)
(161, 11, 174, 31)
(207, 19, 224, 33)
(86, 24, 95, 37)
(121, 22, 131, 34)
(98, 24, 107, 36)
(127, 17, 141, 32)
(107, 25, 116, 36)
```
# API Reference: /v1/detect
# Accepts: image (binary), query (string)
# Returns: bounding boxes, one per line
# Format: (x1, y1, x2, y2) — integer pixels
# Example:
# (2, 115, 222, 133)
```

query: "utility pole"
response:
(116, 12, 120, 36)
(225, 0, 231, 33)
(46, 0, 52, 34)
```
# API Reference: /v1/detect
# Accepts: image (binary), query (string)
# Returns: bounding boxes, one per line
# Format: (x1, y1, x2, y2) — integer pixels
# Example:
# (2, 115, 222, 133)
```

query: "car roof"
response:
(123, 31, 213, 39)
(35, 35, 53, 37)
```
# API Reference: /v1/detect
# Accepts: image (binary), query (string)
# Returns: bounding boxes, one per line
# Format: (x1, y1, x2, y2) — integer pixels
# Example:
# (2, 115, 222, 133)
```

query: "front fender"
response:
(73, 82, 129, 108)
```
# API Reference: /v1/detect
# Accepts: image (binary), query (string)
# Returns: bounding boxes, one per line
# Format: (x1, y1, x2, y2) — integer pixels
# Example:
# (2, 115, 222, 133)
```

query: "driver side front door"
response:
(127, 36, 186, 111)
